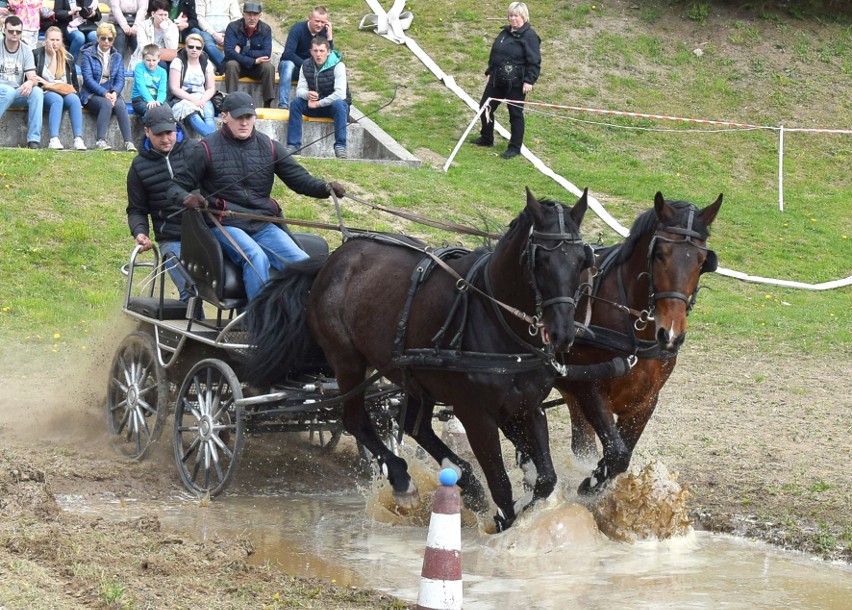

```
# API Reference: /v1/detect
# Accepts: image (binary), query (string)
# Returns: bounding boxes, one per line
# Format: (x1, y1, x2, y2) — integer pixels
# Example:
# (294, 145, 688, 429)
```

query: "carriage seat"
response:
(180, 210, 329, 311)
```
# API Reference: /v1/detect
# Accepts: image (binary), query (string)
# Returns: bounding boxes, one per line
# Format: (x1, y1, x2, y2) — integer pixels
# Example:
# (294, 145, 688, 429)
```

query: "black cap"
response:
(243, 2, 262, 13)
(143, 104, 176, 134)
(221, 91, 256, 117)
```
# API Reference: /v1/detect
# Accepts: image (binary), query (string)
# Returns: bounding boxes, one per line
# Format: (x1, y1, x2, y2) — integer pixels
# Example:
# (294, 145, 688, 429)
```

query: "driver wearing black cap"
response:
(167, 91, 345, 301)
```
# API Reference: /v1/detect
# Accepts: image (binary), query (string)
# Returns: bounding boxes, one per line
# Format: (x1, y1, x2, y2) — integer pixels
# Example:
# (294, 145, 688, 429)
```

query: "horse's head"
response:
(645, 191, 722, 351)
(522, 187, 591, 352)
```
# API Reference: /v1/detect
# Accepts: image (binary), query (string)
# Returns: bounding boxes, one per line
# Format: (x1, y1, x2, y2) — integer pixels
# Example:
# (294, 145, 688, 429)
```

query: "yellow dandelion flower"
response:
(764, 294, 772, 299)
(53, 332, 61, 339)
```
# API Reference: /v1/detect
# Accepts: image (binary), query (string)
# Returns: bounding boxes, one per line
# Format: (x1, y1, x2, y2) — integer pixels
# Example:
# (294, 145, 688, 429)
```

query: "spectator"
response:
(277, 5, 332, 110)
(0, 16, 43, 149)
(33, 25, 86, 150)
(79, 22, 136, 151)
(192, 0, 240, 72)
(109, 0, 148, 60)
(126, 104, 201, 303)
(168, 32, 216, 136)
(7, 0, 40, 48)
(131, 43, 167, 119)
(286, 36, 350, 159)
(52, 0, 100, 61)
(167, 0, 197, 43)
(129, 0, 178, 70)
(223, 2, 273, 108)
(469, 2, 540, 160)
(168, 91, 346, 301)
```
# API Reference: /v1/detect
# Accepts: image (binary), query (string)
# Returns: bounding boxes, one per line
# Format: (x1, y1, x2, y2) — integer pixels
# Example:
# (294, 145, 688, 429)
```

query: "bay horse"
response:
(246, 188, 592, 531)
(555, 192, 721, 493)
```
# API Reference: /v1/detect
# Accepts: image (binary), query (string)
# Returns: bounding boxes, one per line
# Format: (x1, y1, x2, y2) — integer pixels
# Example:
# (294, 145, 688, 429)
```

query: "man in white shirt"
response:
(0, 16, 43, 148)
(192, 0, 240, 72)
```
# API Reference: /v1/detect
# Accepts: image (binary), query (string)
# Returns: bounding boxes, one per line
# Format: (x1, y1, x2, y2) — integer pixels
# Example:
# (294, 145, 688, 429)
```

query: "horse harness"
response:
(578, 204, 717, 360)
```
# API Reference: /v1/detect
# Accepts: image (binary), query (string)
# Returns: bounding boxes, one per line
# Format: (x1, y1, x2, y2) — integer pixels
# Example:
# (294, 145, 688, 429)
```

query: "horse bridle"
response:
(637, 204, 717, 330)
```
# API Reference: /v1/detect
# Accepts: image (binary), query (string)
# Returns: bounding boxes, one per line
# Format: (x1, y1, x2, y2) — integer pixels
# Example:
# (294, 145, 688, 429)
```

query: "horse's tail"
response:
(244, 258, 324, 387)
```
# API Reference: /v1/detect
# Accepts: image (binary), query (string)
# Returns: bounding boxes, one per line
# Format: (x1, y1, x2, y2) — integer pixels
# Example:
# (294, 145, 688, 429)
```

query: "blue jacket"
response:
(281, 20, 332, 68)
(131, 63, 168, 103)
(223, 18, 272, 70)
(79, 41, 125, 104)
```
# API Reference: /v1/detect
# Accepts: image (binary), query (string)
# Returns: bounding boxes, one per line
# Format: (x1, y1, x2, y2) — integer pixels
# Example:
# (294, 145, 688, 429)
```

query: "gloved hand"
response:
(327, 181, 345, 198)
(183, 192, 207, 209)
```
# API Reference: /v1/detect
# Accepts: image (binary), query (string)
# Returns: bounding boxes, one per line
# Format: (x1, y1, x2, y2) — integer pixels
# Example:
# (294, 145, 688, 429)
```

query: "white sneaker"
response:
(73, 137, 87, 151)
(48, 137, 63, 150)
(125, 141, 137, 152)
(95, 139, 111, 150)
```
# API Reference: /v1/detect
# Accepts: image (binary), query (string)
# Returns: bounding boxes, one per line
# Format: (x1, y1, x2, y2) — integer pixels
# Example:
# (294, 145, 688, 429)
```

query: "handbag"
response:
(211, 90, 226, 115)
(43, 82, 76, 96)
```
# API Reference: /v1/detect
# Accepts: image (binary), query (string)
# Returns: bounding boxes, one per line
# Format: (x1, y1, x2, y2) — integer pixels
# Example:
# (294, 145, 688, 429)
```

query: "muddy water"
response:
(60, 489, 851, 609)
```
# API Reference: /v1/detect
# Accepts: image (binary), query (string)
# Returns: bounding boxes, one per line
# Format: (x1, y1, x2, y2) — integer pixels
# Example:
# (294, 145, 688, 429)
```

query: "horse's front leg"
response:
(339, 372, 420, 510)
(511, 406, 557, 515)
(458, 412, 516, 531)
(563, 391, 600, 459)
(402, 398, 489, 512)
(574, 391, 631, 495)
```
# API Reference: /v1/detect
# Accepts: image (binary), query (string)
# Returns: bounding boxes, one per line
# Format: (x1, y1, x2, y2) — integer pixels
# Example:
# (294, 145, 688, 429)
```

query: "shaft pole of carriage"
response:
(417, 468, 463, 610)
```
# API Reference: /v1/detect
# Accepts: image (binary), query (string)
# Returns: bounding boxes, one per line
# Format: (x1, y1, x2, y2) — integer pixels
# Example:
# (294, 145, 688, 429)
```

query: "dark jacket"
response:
(127, 131, 200, 243)
(79, 41, 125, 104)
(485, 22, 541, 86)
(171, 0, 199, 41)
(300, 49, 350, 106)
(223, 18, 272, 71)
(281, 20, 332, 68)
(32, 47, 80, 94)
(53, 0, 101, 35)
(168, 125, 331, 233)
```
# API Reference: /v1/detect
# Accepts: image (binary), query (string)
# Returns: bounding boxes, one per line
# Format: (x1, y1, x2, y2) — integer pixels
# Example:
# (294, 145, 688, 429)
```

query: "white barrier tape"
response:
(417, 578, 463, 610)
(361, 1, 851, 291)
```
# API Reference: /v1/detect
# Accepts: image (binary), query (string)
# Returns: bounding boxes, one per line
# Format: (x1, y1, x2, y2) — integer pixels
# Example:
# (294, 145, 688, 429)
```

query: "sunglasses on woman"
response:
(99, 36, 114, 42)
(186, 44, 203, 50)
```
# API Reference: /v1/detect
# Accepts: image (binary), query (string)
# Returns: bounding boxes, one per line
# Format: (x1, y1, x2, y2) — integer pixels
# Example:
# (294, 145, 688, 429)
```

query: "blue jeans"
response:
(213, 224, 308, 300)
(44, 91, 84, 138)
(186, 106, 216, 136)
(277, 60, 296, 108)
(190, 29, 224, 70)
(287, 97, 348, 149)
(67, 30, 97, 62)
(159, 240, 191, 303)
(0, 83, 43, 143)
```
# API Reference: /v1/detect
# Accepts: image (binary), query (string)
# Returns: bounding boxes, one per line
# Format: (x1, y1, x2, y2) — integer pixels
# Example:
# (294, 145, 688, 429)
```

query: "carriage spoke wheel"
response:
(106, 332, 168, 461)
(173, 359, 245, 497)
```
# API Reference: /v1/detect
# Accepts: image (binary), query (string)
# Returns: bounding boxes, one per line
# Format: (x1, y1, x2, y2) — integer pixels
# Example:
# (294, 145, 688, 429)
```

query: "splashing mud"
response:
(591, 461, 692, 542)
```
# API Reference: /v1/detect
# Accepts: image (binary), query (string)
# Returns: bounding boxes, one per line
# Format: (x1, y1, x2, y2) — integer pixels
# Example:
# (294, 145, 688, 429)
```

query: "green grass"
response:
(0, 1, 849, 358)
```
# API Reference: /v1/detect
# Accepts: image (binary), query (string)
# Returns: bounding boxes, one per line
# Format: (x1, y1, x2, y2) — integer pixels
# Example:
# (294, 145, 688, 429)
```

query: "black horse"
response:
(246, 188, 592, 530)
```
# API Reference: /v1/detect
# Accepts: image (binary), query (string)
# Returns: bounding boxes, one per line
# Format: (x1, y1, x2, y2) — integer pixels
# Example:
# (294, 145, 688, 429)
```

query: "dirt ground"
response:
(0, 316, 849, 609)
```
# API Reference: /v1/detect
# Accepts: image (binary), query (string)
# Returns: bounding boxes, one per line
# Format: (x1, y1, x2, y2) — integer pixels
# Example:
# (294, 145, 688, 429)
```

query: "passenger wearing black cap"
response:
(167, 90, 346, 301)
(222, 2, 275, 108)
(126, 104, 201, 303)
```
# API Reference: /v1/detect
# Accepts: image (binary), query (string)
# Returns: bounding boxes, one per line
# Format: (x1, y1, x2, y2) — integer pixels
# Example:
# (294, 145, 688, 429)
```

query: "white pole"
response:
(443, 99, 490, 172)
(778, 124, 785, 212)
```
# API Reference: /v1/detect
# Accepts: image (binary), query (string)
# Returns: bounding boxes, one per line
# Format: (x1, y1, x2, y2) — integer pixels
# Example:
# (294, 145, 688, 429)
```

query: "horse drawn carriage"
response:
(107, 188, 720, 531)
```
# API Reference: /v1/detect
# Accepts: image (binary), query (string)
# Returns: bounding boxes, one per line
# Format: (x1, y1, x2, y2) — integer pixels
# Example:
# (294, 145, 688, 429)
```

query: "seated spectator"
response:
(7, 0, 40, 48)
(192, 0, 240, 73)
(109, 0, 148, 60)
(131, 43, 167, 119)
(168, 32, 216, 136)
(0, 16, 43, 149)
(277, 5, 333, 110)
(287, 37, 350, 159)
(33, 26, 86, 150)
(167, 0, 197, 43)
(129, 0, 178, 70)
(80, 23, 136, 151)
(53, 0, 101, 62)
(223, 2, 274, 108)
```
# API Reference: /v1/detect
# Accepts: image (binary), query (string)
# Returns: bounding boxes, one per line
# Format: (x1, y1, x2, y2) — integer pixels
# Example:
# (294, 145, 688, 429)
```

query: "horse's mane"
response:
(617, 199, 711, 264)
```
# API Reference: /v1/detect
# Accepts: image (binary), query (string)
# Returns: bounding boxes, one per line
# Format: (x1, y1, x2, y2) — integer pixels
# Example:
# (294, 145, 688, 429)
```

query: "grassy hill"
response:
(0, 0, 849, 356)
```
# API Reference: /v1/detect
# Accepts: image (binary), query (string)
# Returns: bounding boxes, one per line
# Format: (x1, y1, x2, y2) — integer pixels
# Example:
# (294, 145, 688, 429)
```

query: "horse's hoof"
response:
(393, 481, 421, 511)
(578, 476, 609, 495)
(493, 511, 515, 532)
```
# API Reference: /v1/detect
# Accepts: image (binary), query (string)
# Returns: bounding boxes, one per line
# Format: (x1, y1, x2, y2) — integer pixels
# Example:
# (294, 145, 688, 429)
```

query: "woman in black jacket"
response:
(470, 2, 541, 159)
(53, 0, 101, 61)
